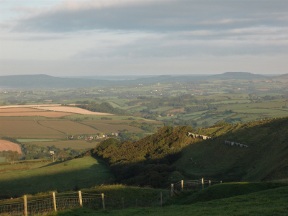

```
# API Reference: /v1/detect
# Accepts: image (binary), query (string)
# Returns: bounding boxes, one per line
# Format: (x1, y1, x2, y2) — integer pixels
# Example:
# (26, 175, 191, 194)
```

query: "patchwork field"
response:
(0, 105, 156, 152)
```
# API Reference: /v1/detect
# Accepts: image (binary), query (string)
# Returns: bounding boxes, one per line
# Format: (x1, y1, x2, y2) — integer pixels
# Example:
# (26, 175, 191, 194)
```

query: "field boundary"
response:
(170, 178, 222, 196)
(0, 178, 220, 215)
(0, 191, 104, 216)
(0, 188, 170, 215)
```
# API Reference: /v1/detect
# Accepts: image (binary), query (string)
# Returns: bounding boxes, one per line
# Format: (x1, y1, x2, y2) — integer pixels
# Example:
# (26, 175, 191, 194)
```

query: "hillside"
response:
(93, 117, 288, 186)
(176, 117, 288, 181)
(92, 126, 194, 187)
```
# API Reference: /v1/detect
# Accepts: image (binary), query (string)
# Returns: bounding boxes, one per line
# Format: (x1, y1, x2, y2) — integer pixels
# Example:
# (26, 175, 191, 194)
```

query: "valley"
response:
(0, 72, 287, 215)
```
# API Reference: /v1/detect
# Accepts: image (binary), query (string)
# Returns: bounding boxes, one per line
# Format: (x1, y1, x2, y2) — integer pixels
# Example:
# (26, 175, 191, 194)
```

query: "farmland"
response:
(0, 104, 160, 161)
(0, 73, 288, 162)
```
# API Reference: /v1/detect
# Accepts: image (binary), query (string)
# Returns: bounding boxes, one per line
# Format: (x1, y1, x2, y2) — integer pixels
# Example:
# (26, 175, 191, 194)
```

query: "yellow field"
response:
(0, 107, 71, 117)
(0, 104, 112, 116)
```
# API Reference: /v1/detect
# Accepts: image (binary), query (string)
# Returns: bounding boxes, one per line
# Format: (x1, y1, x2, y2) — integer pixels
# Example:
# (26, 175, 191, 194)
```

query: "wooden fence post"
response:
(52, 192, 57, 212)
(170, 184, 174, 197)
(101, 193, 105, 210)
(181, 180, 184, 191)
(121, 197, 124, 209)
(23, 195, 28, 216)
(78, 191, 83, 207)
(201, 178, 204, 189)
(209, 180, 211, 187)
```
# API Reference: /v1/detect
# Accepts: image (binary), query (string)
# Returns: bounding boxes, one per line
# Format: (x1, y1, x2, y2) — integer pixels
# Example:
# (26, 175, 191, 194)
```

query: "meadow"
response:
(0, 156, 114, 198)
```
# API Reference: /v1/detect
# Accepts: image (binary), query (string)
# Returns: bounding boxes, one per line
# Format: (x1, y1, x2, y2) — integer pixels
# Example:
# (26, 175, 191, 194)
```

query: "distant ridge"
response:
(210, 72, 268, 80)
(0, 74, 112, 89)
(271, 73, 288, 82)
(0, 72, 272, 89)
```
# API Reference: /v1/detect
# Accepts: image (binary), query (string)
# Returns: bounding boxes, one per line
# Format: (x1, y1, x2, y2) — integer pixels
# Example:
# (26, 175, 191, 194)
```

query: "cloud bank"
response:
(0, 0, 288, 75)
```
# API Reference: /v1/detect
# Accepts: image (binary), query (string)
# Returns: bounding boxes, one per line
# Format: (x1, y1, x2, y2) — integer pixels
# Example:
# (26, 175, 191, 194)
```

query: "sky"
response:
(0, 0, 288, 76)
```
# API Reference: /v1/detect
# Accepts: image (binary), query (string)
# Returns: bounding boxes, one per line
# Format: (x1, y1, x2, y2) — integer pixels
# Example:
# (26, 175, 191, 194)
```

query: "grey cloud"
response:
(13, 0, 288, 33)
(73, 34, 288, 60)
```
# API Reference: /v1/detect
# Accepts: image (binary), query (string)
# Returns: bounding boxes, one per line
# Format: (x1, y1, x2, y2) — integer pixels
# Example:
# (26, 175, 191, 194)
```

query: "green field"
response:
(0, 156, 114, 197)
(23, 139, 99, 150)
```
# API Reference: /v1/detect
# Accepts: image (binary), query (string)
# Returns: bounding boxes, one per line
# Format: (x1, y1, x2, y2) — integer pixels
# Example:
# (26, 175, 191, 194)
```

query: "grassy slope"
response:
(56, 183, 288, 216)
(0, 156, 114, 198)
(174, 117, 288, 181)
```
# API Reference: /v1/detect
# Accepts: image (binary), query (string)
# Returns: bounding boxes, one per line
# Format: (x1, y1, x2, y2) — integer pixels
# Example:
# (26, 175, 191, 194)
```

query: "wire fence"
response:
(0, 189, 170, 216)
(170, 178, 222, 196)
(0, 191, 103, 216)
(0, 178, 220, 215)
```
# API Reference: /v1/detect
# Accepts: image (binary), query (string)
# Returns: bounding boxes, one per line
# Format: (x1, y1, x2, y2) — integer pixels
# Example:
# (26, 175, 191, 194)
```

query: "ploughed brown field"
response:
(0, 140, 22, 154)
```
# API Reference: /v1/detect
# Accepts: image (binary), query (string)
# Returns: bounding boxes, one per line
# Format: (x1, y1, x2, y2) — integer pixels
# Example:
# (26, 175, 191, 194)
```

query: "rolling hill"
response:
(92, 117, 288, 186)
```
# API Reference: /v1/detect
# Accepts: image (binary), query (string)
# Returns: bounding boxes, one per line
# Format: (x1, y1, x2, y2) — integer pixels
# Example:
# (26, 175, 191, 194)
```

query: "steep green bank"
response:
(176, 117, 288, 181)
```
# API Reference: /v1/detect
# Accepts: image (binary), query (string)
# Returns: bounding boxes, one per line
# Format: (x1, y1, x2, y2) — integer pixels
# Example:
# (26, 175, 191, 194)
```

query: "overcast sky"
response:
(0, 0, 288, 76)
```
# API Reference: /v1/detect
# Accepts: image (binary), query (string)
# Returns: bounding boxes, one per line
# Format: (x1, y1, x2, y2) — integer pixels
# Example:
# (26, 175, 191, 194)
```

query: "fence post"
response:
(52, 192, 57, 212)
(170, 184, 174, 197)
(78, 191, 83, 207)
(201, 178, 204, 189)
(23, 195, 28, 216)
(209, 180, 211, 187)
(181, 180, 184, 191)
(101, 193, 105, 210)
(160, 192, 163, 207)
(121, 197, 124, 209)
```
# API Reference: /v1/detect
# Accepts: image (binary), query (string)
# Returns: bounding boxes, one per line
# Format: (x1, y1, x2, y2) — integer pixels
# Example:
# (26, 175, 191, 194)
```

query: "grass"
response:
(0, 156, 114, 197)
(54, 183, 288, 216)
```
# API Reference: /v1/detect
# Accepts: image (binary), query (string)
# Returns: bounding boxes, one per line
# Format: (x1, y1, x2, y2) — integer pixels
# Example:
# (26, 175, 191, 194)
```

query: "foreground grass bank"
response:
(55, 183, 288, 216)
